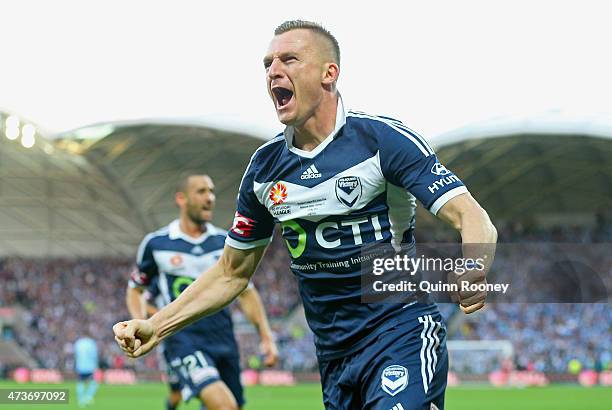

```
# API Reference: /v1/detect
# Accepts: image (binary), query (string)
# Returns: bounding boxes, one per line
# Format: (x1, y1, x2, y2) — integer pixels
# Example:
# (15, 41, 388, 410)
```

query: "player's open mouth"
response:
(272, 87, 294, 109)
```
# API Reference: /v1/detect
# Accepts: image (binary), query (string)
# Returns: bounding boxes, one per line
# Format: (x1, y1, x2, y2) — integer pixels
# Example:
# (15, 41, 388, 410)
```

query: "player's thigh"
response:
(361, 313, 448, 410)
(166, 347, 224, 403)
(215, 354, 245, 408)
(199, 380, 239, 410)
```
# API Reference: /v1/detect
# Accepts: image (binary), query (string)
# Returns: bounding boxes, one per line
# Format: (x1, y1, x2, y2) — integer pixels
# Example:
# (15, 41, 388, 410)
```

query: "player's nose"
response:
(267, 58, 284, 80)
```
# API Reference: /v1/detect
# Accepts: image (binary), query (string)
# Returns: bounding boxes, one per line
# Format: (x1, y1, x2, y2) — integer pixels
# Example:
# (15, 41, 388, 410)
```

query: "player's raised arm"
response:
(238, 286, 279, 367)
(437, 192, 498, 314)
(113, 244, 267, 358)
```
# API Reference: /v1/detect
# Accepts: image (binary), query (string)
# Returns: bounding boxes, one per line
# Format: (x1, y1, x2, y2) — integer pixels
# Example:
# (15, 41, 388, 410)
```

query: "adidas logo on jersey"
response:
(390, 403, 405, 410)
(301, 164, 322, 179)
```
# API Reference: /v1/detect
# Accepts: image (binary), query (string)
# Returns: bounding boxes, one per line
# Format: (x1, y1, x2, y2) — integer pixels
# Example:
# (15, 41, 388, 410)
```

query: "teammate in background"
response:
(142, 278, 184, 410)
(74, 334, 99, 407)
(125, 173, 278, 410)
(115, 21, 497, 409)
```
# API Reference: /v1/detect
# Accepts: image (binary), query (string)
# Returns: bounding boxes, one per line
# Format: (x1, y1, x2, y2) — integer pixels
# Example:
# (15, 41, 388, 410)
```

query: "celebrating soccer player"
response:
(114, 21, 497, 410)
(125, 173, 278, 410)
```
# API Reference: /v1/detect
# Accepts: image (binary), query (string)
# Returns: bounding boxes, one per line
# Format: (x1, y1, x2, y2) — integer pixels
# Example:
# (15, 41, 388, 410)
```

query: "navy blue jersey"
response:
(130, 220, 237, 353)
(226, 98, 467, 360)
(142, 276, 161, 308)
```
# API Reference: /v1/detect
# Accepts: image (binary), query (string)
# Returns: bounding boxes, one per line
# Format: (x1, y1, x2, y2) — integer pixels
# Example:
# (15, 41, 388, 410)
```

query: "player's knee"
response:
(198, 386, 239, 410)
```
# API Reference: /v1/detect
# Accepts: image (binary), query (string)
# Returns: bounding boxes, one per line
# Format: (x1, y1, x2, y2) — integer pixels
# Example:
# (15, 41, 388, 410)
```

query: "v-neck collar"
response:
(168, 219, 211, 244)
(283, 94, 347, 159)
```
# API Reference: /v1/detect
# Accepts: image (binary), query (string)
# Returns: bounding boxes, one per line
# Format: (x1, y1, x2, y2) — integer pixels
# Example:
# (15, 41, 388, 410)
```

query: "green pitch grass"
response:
(0, 381, 609, 409)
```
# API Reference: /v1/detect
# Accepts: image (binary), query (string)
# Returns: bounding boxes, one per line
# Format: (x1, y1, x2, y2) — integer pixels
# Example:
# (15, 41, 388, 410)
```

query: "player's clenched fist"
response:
(453, 268, 487, 314)
(113, 319, 158, 358)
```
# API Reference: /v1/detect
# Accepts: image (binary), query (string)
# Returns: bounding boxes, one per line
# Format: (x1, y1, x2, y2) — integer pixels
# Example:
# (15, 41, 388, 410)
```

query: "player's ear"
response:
(321, 62, 339, 86)
(175, 191, 185, 207)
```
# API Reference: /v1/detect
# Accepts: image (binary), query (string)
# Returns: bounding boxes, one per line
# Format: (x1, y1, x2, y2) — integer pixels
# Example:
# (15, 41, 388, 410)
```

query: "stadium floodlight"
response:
(5, 115, 20, 140)
(22, 123, 36, 138)
(5, 127, 20, 140)
(21, 132, 35, 148)
(5, 115, 19, 129)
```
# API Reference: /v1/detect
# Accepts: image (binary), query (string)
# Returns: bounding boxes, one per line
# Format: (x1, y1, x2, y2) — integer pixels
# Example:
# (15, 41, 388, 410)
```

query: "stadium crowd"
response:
(454, 303, 610, 374)
(0, 234, 299, 373)
(0, 222, 609, 376)
(446, 221, 611, 374)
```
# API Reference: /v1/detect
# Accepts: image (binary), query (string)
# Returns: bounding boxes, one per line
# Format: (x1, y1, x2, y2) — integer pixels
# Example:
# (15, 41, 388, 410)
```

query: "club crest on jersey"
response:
(381, 365, 408, 397)
(269, 182, 288, 205)
(335, 176, 362, 207)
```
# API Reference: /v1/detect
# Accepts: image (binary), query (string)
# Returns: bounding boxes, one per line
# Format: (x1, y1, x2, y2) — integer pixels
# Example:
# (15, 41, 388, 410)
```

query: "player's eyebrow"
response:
(263, 52, 299, 68)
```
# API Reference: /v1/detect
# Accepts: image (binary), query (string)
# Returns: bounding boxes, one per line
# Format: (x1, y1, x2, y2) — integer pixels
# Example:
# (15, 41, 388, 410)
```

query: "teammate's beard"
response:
(186, 202, 208, 227)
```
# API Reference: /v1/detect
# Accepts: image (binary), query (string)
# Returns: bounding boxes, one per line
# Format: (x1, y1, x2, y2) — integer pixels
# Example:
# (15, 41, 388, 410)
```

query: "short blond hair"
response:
(274, 20, 340, 66)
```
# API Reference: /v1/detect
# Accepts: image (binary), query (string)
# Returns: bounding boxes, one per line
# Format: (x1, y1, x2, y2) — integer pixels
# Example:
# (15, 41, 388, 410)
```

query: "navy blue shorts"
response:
(77, 372, 94, 381)
(319, 312, 448, 410)
(166, 362, 182, 392)
(163, 343, 244, 406)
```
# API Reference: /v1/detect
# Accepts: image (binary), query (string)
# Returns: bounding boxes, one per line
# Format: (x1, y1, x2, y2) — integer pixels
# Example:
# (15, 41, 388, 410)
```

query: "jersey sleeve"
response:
(128, 234, 159, 288)
(378, 121, 468, 215)
(143, 277, 160, 302)
(225, 155, 275, 249)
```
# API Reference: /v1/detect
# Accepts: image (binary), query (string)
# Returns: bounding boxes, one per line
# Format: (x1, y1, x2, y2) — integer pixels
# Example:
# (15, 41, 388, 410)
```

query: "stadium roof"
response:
(73, 121, 265, 233)
(431, 112, 612, 225)
(0, 127, 145, 257)
(2, 111, 611, 257)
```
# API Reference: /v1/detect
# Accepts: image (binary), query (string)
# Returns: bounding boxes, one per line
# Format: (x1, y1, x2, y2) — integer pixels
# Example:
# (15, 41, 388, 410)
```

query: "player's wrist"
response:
(147, 315, 163, 341)
(258, 330, 272, 342)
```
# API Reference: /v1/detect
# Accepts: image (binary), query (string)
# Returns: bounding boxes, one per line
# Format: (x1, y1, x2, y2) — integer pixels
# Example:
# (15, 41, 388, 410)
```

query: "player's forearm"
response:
(150, 258, 251, 341)
(457, 205, 497, 274)
(238, 287, 274, 342)
(126, 286, 146, 320)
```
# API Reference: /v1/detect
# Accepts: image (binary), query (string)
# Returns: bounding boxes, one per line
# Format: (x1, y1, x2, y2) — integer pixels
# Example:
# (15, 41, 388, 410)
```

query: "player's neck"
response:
(179, 217, 207, 238)
(293, 93, 338, 151)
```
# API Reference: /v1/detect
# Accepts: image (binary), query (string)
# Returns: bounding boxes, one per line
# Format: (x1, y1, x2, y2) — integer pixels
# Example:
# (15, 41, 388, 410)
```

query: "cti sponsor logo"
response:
(281, 214, 384, 258)
(428, 175, 460, 193)
(269, 182, 288, 205)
